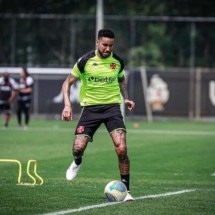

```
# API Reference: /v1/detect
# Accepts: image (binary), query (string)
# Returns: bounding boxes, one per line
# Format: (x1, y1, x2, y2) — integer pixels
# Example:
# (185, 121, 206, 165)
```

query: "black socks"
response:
(121, 174, 130, 191)
(74, 157, 82, 165)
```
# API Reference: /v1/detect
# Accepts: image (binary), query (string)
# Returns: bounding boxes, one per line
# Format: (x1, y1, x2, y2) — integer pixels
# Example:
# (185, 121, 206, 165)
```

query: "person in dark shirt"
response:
(0, 72, 17, 127)
(16, 67, 34, 129)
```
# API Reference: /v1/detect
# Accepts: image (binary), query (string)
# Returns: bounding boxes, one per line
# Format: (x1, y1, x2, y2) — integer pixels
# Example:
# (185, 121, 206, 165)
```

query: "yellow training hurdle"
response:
(0, 159, 44, 185)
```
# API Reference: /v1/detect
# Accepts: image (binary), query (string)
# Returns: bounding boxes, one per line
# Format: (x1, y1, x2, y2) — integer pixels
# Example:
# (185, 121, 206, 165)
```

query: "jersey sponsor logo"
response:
(77, 126, 85, 133)
(110, 63, 116, 69)
(88, 76, 116, 84)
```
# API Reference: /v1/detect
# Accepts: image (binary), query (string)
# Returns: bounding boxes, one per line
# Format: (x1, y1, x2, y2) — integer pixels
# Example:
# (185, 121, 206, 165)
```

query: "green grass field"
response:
(0, 118, 215, 215)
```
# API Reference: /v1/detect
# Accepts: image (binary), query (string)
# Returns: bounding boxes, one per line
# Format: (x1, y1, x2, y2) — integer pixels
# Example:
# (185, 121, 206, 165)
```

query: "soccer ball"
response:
(104, 180, 127, 202)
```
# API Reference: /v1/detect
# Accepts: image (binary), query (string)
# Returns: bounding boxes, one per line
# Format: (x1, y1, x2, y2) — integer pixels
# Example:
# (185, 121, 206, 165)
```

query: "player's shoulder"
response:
(26, 76, 34, 85)
(27, 76, 33, 81)
(81, 50, 95, 60)
(112, 52, 124, 63)
(77, 50, 96, 73)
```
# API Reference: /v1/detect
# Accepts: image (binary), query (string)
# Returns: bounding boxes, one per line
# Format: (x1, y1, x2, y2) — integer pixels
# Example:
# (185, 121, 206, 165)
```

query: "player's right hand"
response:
(62, 106, 72, 121)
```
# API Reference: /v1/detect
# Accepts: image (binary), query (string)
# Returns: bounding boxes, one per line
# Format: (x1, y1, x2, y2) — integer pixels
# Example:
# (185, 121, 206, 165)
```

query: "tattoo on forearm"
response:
(119, 79, 128, 100)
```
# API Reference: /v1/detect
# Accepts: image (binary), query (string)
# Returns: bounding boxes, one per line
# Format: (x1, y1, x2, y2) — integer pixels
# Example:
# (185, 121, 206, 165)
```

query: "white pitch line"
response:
(41, 189, 196, 215)
(134, 189, 196, 200)
(127, 129, 215, 136)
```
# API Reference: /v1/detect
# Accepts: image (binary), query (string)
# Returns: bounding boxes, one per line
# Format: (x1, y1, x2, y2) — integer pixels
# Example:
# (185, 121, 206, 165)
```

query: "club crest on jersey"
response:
(77, 126, 85, 133)
(110, 63, 116, 69)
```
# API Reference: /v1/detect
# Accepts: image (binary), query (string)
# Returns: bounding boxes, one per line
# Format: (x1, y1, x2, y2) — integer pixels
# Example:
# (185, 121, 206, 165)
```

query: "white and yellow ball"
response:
(104, 180, 127, 202)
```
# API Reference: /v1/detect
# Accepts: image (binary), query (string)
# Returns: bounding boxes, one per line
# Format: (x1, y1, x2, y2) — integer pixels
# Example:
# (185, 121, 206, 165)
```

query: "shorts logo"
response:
(77, 126, 85, 133)
(110, 63, 116, 69)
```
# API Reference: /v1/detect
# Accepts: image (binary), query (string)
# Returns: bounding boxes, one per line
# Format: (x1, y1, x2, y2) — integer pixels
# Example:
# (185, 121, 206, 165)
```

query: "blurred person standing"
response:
(17, 67, 34, 129)
(0, 71, 17, 127)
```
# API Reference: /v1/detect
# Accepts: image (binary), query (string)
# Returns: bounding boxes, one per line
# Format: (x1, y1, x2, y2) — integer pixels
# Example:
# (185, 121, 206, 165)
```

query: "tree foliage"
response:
(0, 0, 215, 68)
(1, 0, 215, 16)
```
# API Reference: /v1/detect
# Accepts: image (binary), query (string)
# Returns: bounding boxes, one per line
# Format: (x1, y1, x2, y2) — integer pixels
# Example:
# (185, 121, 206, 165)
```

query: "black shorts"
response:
(0, 103, 11, 113)
(75, 104, 126, 142)
(17, 100, 31, 109)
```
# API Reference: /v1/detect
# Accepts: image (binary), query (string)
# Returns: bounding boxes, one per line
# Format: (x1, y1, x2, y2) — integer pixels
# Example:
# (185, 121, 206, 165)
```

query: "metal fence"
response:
(126, 67, 215, 121)
(1, 14, 215, 68)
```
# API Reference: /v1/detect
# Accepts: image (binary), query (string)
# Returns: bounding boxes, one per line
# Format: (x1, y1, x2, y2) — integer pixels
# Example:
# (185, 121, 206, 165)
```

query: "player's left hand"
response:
(124, 99, 135, 111)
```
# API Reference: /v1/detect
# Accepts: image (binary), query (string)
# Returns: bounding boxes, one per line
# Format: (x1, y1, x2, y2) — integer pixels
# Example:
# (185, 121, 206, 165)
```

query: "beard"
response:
(98, 49, 111, 58)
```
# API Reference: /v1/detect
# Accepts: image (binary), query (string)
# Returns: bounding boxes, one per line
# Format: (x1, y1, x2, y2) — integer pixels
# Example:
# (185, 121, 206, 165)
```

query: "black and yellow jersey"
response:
(72, 50, 125, 106)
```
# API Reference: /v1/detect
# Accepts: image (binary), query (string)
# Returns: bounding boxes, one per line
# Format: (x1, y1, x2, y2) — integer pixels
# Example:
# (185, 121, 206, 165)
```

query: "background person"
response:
(0, 71, 17, 127)
(16, 67, 34, 129)
(61, 29, 135, 201)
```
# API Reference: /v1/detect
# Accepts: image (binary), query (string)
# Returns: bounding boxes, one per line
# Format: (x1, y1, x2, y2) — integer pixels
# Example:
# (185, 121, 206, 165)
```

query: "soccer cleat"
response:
(66, 161, 81, 181)
(123, 192, 134, 202)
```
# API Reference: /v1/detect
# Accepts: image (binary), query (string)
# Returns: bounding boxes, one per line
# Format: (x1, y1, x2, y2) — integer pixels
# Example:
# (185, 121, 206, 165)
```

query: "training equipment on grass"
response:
(104, 180, 127, 202)
(0, 159, 43, 185)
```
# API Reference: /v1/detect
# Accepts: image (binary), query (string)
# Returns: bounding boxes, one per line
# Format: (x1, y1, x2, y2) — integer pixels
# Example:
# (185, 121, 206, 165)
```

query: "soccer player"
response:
(16, 67, 34, 129)
(61, 29, 135, 201)
(0, 72, 17, 127)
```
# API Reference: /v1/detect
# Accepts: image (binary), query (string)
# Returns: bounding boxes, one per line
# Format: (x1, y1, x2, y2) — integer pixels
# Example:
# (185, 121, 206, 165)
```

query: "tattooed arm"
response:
(118, 76, 135, 111)
(62, 74, 79, 121)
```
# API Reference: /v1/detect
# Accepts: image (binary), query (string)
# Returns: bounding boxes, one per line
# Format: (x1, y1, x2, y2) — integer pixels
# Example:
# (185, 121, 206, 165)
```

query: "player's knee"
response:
(72, 135, 88, 157)
(112, 129, 126, 145)
(115, 143, 127, 158)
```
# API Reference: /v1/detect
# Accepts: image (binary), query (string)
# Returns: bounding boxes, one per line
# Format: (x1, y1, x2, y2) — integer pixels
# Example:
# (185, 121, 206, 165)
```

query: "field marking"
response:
(1, 127, 215, 136)
(41, 189, 196, 215)
(127, 129, 215, 136)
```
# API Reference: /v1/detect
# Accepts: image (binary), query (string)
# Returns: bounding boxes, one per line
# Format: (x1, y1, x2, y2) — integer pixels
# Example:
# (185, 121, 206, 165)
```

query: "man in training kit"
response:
(61, 29, 135, 201)
(17, 67, 34, 129)
(0, 72, 17, 127)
